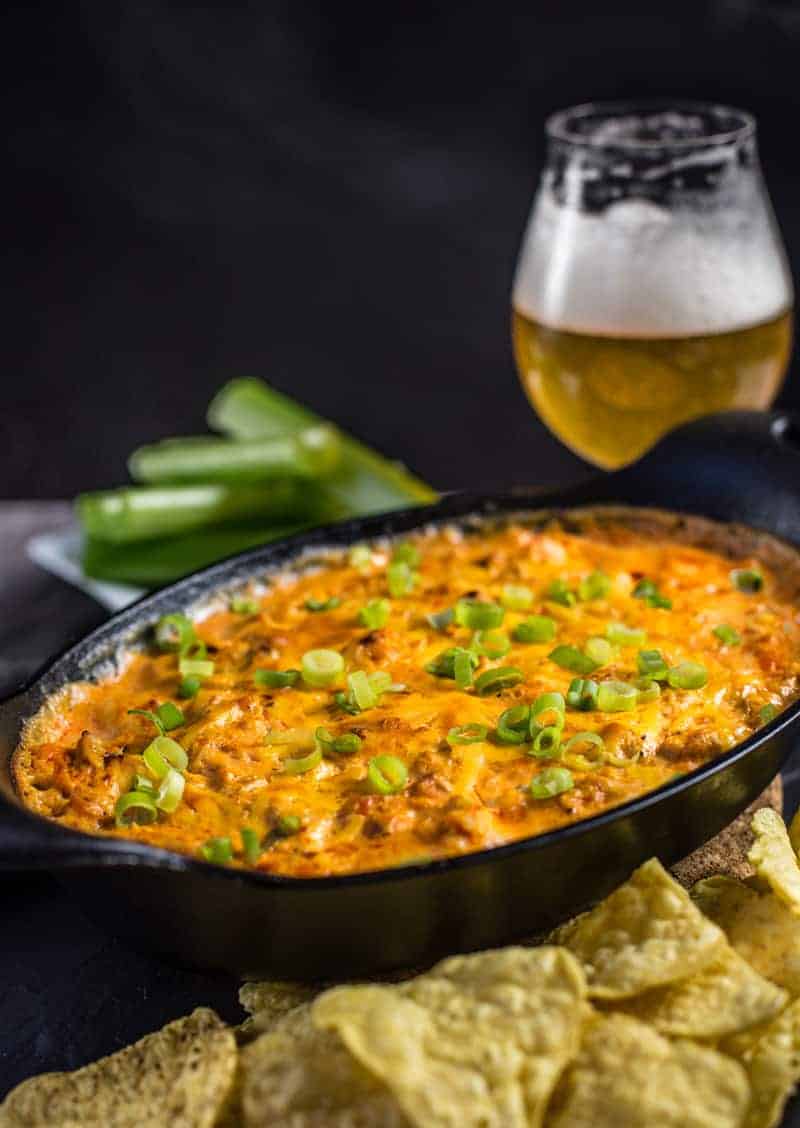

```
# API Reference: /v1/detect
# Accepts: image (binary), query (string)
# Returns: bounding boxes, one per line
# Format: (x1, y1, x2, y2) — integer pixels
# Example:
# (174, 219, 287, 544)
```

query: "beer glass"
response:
(512, 102, 793, 468)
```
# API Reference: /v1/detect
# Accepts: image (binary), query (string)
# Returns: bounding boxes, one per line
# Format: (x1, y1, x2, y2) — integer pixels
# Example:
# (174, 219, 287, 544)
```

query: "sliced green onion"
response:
(314, 726, 335, 750)
(142, 735, 188, 778)
(201, 836, 233, 864)
(368, 671, 393, 695)
(425, 647, 478, 680)
(454, 649, 475, 690)
(544, 578, 576, 607)
(231, 596, 259, 615)
(358, 599, 391, 630)
(333, 690, 361, 715)
(494, 704, 531, 745)
(564, 731, 605, 758)
(578, 570, 611, 601)
(605, 622, 647, 647)
(128, 707, 166, 735)
(513, 615, 557, 644)
(132, 773, 155, 794)
(348, 544, 373, 571)
(667, 662, 708, 690)
(530, 725, 562, 758)
(501, 584, 533, 611)
(178, 676, 202, 699)
(566, 677, 599, 711)
(392, 542, 420, 567)
(731, 568, 763, 593)
(255, 668, 301, 689)
(276, 814, 301, 837)
(530, 692, 566, 729)
(634, 677, 662, 704)
(454, 599, 505, 630)
(334, 732, 362, 755)
(473, 629, 511, 659)
(713, 624, 741, 646)
(637, 648, 669, 680)
(426, 607, 454, 632)
(114, 790, 158, 827)
(549, 645, 598, 674)
(474, 666, 524, 696)
(305, 595, 342, 612)
(154, 613, 195, 654)
(447, 723, 489, 746)
(301, 648, 344, 688)
(530, 766, 574, 799)
(179, 657, 215, 678)
(240, 827, 261, 864)
(315, 726, 362, 755)
(387, 560, 417, 597)
(596, 681, 639, 712)
(759, 703, 779, 724)
(155, 767, 185, 813)
(156, 702, 184, 731)
(348, 670, 377, 711)
(367, 755, 408, 795)
(283, 746, 323, 775)
(563, 731, 607, 770)
(633, 578, 672, 609)
(584, 637, 614, 666)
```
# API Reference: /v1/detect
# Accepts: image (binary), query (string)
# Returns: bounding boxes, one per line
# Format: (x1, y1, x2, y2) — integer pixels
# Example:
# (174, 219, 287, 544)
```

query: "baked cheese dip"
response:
(14, 508, 800, 876)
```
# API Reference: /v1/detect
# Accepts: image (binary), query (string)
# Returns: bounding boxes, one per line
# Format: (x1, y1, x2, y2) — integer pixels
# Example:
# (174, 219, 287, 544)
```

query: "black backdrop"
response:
(7, 0, 800, 500)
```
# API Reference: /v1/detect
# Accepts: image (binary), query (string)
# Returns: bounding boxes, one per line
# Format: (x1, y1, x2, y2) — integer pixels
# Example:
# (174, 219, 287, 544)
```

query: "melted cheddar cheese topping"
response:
(14, 512, 800, 876)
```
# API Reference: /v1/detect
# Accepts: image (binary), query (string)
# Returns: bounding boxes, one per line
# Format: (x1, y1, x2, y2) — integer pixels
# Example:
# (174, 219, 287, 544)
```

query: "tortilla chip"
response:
(749, 809, 800, 915)
(238, 980, 318, 1038)
(723, 998, 800, 1128)
(551, 858, 725, 998)
(789, 805, 800, 859)
(0, 1008, 237, 1128)
(240, 1004, 407, 1127)
(692, 875, 800, 996)
(608, 945, 786, 1039)
(313, 946, 588, 1128)
(548, 1013, 750, 1127)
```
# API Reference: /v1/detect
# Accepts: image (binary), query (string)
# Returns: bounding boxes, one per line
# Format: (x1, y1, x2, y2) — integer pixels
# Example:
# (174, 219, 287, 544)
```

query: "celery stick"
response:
(128, 425, 341, 485)
(83, 523, 310, 586)
(77, 481, 334, 544)
(207, 379, 436, 515)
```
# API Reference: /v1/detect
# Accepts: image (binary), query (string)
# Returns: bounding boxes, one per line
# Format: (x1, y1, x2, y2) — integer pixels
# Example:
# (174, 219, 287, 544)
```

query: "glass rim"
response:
(546, 99, 756, 151)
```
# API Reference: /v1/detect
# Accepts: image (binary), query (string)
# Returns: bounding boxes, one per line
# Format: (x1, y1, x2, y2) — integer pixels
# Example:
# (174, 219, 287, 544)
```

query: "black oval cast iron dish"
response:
(1, 410, 800, 981)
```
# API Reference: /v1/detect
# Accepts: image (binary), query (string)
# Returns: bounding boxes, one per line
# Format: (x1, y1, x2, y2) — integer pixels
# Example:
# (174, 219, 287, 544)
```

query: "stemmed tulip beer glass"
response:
(512, 102, 793, 468)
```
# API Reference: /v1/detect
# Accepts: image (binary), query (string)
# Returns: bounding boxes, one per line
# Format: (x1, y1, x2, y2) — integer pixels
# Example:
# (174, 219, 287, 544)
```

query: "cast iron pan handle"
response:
(0, 799, 182, 873)
(771, 411, 800, 456)
(0, 688, 184, 873)
(598, 410, 800, 545)
(0, 802, 102, 871)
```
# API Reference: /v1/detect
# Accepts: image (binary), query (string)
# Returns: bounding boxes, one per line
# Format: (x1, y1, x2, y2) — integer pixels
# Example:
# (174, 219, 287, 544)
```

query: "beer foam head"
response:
(513, 168, 791, 338)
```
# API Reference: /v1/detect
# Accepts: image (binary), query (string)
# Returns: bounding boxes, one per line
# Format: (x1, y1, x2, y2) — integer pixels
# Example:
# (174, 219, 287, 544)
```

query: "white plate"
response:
(27, 526, 144, 612)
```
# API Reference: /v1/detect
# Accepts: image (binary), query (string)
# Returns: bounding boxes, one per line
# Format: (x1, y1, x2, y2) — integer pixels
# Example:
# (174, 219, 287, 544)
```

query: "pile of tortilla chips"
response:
(4, 808, 800, 1127)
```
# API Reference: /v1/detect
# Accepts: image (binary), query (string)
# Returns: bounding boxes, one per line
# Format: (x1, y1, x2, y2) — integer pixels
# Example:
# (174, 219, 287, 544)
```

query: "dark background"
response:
(7, 0, 800, 501)
(5, 2, 800, 1118)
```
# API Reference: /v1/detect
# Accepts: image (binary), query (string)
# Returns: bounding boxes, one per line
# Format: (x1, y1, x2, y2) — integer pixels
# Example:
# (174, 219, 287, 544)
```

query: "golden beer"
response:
(513, 102, 794, 468)
(512, 308, 793, 469)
